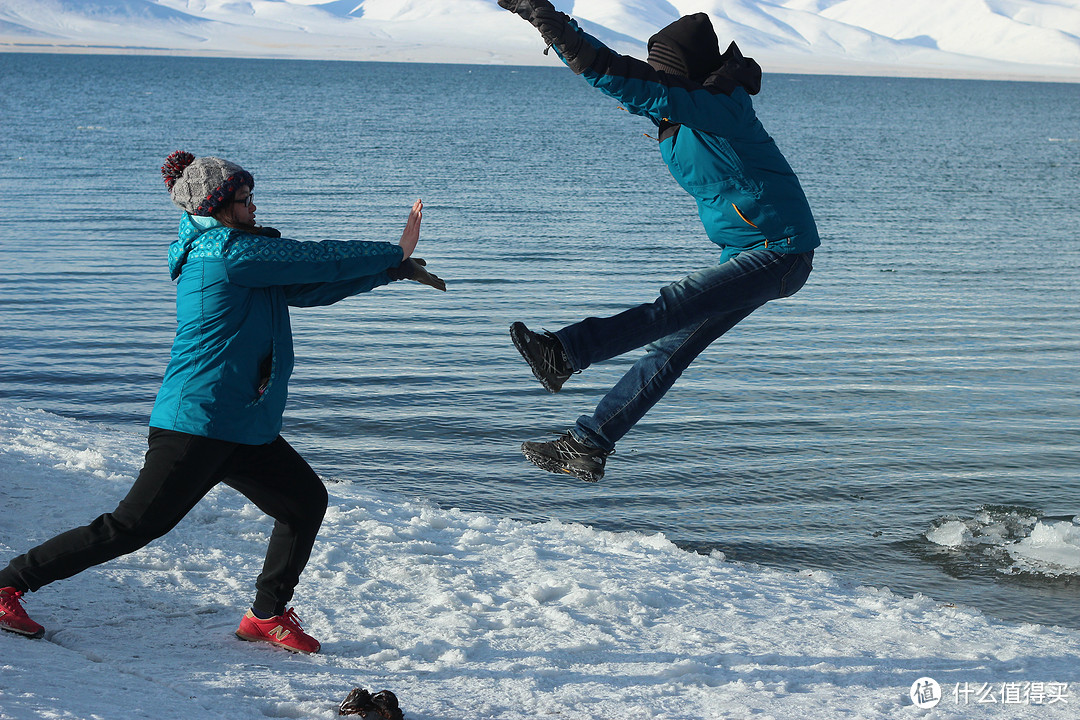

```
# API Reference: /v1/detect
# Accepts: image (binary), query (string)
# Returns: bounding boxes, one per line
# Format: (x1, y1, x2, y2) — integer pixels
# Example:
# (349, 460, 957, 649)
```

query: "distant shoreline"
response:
(2, 40, 1077, 85)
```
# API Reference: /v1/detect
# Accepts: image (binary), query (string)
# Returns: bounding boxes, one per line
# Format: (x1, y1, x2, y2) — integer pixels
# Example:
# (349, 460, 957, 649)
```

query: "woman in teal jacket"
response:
(0, 152, 444, 653)
(501, 3, 818, 483)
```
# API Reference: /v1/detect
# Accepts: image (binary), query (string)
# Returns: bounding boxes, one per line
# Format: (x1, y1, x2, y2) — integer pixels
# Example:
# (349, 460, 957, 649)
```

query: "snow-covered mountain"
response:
(1, 0, 1078, 80)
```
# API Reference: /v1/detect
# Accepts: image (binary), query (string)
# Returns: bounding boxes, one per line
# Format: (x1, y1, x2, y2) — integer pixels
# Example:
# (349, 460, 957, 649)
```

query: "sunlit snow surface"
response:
(0, 0, 1078, 79)
(2, 403, 1079, 719)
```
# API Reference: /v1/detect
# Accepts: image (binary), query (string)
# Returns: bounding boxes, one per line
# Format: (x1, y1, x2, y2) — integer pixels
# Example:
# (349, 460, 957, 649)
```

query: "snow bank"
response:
(2, 403, 1079, 718)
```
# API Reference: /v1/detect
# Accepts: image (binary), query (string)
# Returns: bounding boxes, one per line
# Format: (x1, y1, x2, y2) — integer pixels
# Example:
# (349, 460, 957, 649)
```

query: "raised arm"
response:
(498, 1, 754, 136)
(223, 199, 428, 290)
(221, 233, 403, 289)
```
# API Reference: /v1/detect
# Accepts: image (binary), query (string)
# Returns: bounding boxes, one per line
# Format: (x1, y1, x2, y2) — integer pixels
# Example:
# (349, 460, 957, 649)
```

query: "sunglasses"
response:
(235, 193, 254, 208)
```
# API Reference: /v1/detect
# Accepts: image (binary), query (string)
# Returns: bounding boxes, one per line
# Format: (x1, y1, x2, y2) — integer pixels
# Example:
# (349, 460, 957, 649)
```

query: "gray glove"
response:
(389, 257, 446, 292)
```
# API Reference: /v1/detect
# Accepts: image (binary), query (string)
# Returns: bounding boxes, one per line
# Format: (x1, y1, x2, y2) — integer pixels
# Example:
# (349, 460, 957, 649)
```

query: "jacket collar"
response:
(171, 213, 227, 280)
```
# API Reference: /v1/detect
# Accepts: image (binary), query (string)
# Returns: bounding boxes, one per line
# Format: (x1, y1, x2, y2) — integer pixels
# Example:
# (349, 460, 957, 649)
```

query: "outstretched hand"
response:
(390, 257, 446, 292)
(398, 199, 422, 259)
(392, 200, 445, 290)
(406, 258, 447, 292)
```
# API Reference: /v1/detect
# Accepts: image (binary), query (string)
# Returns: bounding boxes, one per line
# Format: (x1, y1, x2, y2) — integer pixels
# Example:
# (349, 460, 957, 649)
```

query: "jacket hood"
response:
(169, 213, 225, 280)
(709, 41, 762, 96)
(648, 14, 761, 95)
(647, 13, 722, 83)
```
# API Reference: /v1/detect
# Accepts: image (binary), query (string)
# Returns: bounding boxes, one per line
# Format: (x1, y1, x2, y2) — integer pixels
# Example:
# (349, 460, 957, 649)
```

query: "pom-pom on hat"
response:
(161, 150, 254, 217)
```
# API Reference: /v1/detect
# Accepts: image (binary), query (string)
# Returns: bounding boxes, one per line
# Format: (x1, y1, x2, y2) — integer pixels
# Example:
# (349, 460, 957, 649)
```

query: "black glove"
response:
(497, 0, 555, 22)
(533, 8, 598, 74)
(499, 1, 597, 75)
(388, 257, 446, 292)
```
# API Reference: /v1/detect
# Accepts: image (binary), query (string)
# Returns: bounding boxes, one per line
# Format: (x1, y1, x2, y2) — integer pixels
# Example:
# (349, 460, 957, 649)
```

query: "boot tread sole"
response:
(521, 445, 602, 483)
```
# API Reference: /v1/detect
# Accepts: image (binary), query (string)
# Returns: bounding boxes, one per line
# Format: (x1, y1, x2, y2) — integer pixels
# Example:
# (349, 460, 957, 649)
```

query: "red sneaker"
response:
(235, 608, 321, 654)
(0, 587, 45, 639)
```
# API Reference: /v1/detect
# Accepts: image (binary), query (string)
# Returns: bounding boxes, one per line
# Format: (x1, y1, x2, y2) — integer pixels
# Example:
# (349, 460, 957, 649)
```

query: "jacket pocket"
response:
(681, 131, 758, 196)
(778, 252, 813, 298)
(732, 203, 759, 229)
(247, 344, 276, 407)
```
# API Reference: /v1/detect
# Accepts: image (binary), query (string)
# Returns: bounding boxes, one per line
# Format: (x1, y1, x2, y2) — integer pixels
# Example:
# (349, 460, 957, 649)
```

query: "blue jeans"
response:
(554, 249, 814, 451)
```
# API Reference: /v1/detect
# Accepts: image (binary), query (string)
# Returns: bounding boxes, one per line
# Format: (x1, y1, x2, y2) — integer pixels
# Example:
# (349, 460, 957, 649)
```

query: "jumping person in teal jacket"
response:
(0, 152, 444, 652)
(501, 2, 819, 482)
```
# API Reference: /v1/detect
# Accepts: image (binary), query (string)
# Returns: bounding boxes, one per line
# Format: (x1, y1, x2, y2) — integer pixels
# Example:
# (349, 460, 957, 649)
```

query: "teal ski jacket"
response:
(560, 22, 820, 262)
(149, 214, 404, 445)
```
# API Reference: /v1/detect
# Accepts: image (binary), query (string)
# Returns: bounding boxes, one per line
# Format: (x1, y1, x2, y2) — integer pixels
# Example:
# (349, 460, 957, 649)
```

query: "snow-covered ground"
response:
(2, 403, 1079, 719)
(0, 0, 1079, 80)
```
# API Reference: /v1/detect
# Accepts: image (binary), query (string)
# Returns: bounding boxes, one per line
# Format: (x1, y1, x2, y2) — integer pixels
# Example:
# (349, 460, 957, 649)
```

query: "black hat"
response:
(647, 13, 722, 82)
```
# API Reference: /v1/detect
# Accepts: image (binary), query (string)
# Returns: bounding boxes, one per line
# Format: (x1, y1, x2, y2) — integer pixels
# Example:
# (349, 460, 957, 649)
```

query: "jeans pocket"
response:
(778, 252, 812, 298)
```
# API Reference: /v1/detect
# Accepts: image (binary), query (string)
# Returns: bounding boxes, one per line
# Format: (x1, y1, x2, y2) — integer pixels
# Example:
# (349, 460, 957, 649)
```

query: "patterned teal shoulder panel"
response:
(186, 227, 231, 260)
(168, 222, 232, 279)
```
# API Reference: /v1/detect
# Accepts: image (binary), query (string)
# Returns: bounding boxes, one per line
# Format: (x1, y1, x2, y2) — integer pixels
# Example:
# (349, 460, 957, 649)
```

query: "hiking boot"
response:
(235, 608, 321, 654)
(521, 431, 613, 483)
(0, 587, 45, 639)
(339, 688, 403, 719)
(510, 322, 574, 393)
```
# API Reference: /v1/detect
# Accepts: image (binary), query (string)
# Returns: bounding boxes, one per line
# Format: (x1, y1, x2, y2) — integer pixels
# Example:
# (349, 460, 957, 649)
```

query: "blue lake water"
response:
(1, 53, 1079, 628)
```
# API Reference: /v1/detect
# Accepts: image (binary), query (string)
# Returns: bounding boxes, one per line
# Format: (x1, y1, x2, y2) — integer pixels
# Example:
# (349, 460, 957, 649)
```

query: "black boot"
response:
(521, 431, 613, 483)
(510, 322, 575, 393)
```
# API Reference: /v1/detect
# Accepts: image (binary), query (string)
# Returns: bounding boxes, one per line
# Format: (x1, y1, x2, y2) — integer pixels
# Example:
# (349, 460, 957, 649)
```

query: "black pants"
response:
(0, 428, 328, 617)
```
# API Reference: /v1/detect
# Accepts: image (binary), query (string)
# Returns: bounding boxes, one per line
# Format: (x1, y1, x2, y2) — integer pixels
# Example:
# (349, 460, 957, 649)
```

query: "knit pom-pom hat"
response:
(161, 150, 254, 217)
